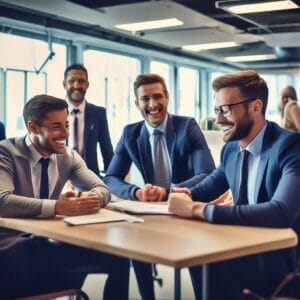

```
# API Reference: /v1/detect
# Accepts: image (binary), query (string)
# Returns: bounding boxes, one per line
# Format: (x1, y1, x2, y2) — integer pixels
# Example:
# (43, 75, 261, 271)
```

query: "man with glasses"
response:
(168, 70, 300, 299)
(0, 95, 129, 299)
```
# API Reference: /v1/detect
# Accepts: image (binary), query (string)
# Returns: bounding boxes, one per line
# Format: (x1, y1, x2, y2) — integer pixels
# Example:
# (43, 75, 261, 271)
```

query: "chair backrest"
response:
(203, 130, 224, 166)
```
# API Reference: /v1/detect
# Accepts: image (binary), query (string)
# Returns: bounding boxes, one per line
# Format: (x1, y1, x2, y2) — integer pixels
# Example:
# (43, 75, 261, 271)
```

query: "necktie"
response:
(72, 108, 80, 153)
(39, 158, 50, 199)
(153, 129, 171, 188)
(236, 150, 250, 205)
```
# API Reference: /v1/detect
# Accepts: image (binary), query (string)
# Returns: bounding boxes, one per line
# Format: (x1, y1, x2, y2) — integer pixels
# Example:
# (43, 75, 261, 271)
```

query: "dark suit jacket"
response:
(104, 115, 215, 199)
(0, 121, 5, 141)
(190, 121, 300, 295)
(83, 102, 113, 175)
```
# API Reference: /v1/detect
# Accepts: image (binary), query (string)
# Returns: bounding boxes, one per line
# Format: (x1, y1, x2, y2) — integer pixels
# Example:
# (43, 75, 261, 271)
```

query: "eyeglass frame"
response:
(214, 97, 257, 118)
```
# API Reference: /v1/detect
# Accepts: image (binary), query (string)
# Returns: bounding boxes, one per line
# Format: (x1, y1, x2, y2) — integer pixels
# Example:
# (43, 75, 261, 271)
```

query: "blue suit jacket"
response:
(83, 102, 113, 175)
(191, 121, 300, 234)
(104, 115, 215, 199)
(191, 121, 300, 295)
(0, 122, 5, 141)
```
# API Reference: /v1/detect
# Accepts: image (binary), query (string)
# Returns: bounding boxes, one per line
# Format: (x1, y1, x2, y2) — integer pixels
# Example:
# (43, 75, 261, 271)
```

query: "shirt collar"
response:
(145, 114, 168, 136)
(67, 99, 86, 113)
(25, 134, 55, 166)
(241, 121, 267, 156)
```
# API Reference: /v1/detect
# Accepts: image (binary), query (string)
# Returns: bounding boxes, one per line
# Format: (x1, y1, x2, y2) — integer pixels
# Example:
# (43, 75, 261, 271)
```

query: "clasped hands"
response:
(56, 190, 101, 216)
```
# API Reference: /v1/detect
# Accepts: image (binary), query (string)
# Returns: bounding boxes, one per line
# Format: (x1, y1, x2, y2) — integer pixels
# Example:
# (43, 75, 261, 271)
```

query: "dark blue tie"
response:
(39, 158, 50, 199)
(236, 150, 250, 205)
(153, 129, 171, 188)
(72, 108, 80, 153)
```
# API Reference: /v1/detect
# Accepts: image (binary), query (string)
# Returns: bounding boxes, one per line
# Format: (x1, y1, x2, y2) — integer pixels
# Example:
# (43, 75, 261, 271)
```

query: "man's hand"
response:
(171, 186, 192, 196)
(135, 184, 166, 202)
(168, 192, 206, 219)
(210, 190, 233, 206)
(56, 191, 101, 216)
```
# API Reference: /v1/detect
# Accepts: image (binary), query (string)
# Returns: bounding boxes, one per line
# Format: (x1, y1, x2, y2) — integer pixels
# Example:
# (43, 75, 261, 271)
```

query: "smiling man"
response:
(63, 64, 113, 176)
(0, 95, 129, 299)
(104, 73, 215, 300)
(168, 70, 300, 299)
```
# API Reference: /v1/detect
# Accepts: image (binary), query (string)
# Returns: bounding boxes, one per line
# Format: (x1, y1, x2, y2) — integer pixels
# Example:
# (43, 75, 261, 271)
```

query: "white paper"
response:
(110, 200, 172, 215)
(64, 208, 144, 225)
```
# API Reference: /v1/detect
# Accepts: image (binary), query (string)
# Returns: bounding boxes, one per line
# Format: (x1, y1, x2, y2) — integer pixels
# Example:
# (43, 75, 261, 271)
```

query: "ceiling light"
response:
(216, 0, 298, 14)
(115, 18, 183, 32)
(225, 54, 277, 62)
(182, 42, 239, 51)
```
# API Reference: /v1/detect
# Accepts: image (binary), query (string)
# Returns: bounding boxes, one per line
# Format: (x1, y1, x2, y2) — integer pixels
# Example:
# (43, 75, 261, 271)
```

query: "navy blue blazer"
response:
(104, 115, 215, 199)
(83, 102, 113, 175)
(190, 121, 300, 295)
(191, 121, 300, 234)
(0, 122, 5, 141)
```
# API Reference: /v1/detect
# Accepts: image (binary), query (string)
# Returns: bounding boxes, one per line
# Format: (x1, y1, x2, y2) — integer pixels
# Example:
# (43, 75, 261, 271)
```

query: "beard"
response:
(224, 110, 254, 143)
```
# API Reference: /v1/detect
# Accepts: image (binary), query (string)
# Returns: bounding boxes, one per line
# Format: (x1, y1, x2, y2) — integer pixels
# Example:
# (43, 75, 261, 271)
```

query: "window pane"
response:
(84, 49, 141, 146)
(178, 67, 198, 118)
(6, 71, 25, 137)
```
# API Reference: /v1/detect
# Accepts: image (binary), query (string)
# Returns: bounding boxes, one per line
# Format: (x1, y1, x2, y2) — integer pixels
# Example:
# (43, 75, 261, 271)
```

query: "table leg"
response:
(202, 264, 209, 300)
(174, 268, 181, 300)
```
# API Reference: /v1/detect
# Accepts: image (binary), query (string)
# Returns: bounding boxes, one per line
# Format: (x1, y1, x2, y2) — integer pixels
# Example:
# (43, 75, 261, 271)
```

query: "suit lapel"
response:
(254, 123, 273, 201)
(83, 103, 94, 157)
(165, 116, 176, 165)
(226, 143, 241, 202)
(137, 124, 154, 183)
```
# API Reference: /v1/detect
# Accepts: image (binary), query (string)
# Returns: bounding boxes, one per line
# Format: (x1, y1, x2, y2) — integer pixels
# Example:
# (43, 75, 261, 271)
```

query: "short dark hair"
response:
(64, 64, 88, 79)
(23, 94, 68, 126)
(134, 73, 169, 99)
(212, 70, 268, 115)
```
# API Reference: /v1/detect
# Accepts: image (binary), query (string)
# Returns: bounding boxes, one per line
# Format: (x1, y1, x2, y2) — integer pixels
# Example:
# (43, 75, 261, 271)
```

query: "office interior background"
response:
(1, 0, 299, 152)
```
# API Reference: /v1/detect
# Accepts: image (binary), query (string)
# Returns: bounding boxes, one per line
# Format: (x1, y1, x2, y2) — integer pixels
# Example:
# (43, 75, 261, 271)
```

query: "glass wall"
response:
(177, 67, 199, 118)
(84, 49, 141, 146)
(0, 32, 66, 137)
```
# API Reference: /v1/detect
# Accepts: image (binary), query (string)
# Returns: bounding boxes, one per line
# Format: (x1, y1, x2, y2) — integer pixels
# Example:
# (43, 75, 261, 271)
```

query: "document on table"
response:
(110, 200, 172, 215)
(64, 208, 144, 225)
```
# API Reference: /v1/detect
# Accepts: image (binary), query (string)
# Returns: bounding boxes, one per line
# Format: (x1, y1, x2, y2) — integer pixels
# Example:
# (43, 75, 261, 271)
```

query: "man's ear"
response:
(27, 121, 40, 134)
(253, 99, 263, 112)
(63, 80, 66, 89)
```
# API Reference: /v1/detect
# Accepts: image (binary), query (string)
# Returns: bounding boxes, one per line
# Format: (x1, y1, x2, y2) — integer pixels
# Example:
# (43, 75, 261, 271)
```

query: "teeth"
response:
(148, 109, 160, 115)
(55, 140, 66, 145)
(222, 125, 232, 132)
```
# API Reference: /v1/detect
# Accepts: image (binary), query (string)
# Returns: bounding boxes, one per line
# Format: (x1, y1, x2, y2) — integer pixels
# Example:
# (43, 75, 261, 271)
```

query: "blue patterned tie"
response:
(236, 150, 250, 205)
(153, 129, 171, 188)
(39, 158, 50, 199)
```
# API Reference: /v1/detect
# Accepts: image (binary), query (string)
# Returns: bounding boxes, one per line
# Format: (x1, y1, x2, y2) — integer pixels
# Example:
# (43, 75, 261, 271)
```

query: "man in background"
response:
(105, 73, 215, 300)
(0, 95, 129, 299)
(63, 63, 113, 176)
(168, 70, 300, 299)
(0, 121, 5, 140)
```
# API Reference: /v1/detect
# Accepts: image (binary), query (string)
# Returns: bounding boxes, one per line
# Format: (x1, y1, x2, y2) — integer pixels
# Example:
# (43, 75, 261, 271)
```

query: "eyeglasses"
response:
(214, 98, 257, 118)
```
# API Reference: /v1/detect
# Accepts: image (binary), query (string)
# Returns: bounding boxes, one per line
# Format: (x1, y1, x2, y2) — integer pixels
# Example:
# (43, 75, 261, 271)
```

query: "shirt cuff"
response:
(203, 204, 215, 222)
(39, 199, 56, 218)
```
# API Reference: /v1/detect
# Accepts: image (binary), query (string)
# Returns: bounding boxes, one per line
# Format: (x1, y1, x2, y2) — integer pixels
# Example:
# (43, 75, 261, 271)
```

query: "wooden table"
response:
(0, 214, 297, 299)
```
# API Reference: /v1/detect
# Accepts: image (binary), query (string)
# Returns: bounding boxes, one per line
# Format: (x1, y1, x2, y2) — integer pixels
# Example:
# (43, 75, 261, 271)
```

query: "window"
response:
(84, 49, 141, 146)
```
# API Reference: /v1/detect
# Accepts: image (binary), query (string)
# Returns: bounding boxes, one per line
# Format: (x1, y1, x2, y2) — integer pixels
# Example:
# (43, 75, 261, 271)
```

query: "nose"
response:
(148, 97, 157, 107)
(73, 80, 81, 89)
(215, 111, 226, 124)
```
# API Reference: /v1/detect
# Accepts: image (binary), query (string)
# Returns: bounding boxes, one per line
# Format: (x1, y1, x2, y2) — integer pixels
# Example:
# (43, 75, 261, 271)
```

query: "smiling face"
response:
(135, 82, 169, 128)
(63, 69, 89, 106)
(28, 109, 69, 157)
(215, 87, 255, 146)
